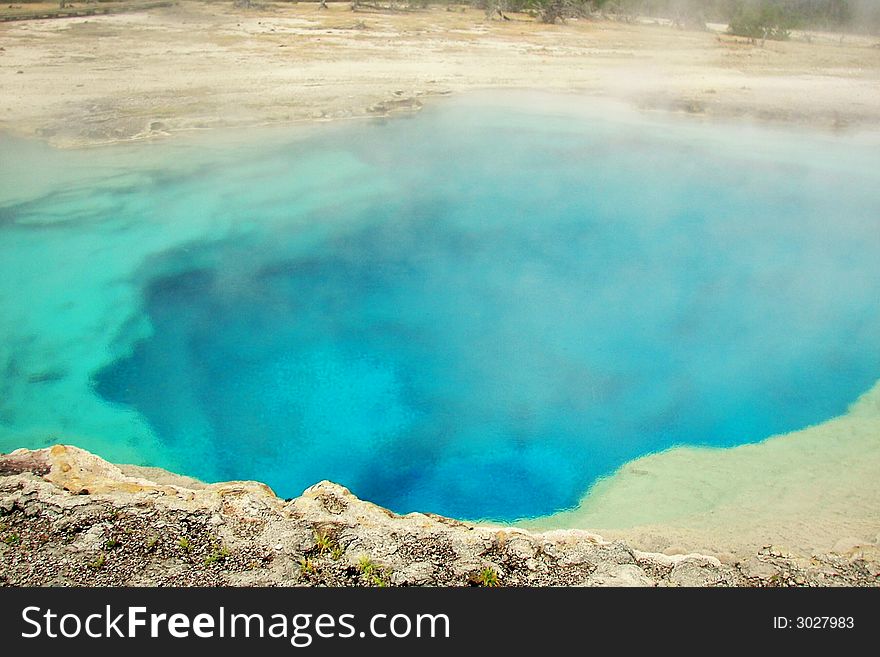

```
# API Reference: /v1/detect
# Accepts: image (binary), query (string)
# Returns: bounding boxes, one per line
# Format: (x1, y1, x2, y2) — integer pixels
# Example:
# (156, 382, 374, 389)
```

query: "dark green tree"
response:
(726, 0, 793, 41)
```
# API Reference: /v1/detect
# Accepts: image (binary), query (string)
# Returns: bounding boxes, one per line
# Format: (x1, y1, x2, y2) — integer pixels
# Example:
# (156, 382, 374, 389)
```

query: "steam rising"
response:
(81, 95, 880, 520)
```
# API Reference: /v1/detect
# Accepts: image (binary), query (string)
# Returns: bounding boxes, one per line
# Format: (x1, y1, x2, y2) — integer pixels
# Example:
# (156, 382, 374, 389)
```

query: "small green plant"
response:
(369, 573, 389, 587)
(474, 567, 500, 587)
(300, 556, 317, 575)
(357, 555, 391, 586)
(3, 533, 21, 547)
(145, 536, 158, 551)
(314, 530, 334, 554)
(357, 555, 377, 576)
(177, 536, 193, 552)
(330, 545, 344, 561)
(104, 538, 120, 550)
(205, 545, 230, 566)
(89, 553, 106, 570)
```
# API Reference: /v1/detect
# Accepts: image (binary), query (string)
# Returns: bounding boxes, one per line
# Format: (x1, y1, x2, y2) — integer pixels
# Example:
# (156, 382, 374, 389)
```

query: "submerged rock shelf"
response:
(1, 445, 877, 587)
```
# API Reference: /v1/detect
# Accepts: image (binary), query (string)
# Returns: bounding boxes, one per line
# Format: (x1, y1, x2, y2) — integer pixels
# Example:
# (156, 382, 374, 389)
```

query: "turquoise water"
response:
(2, 93, 880, 521)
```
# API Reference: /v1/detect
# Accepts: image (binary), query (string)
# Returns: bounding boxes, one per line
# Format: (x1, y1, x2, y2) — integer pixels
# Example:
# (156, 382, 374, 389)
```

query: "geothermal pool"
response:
(1, 94, 879, 522)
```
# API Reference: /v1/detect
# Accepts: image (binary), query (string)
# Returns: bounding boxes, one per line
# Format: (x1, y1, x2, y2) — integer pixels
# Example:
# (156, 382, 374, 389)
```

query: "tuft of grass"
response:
(145, 536, 158, 551)
(177, 536, 193, 552)
(299, 556, 317, 575)
(205, 545, 231, 566)
(3, 533, 21, 547)
(104, 538, 120, 550)
(330, 545, 344, 561)
(474, 567, 500, 587)
(314, 530, 334, 554)
(357, 555, 377, 576)
(89, 553, 106, 570)
(369, 574, 389, 587)
(357, 555, 391, 586)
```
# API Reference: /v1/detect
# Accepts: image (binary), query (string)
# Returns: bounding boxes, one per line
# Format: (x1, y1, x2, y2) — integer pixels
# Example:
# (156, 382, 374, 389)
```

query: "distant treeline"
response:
(13, 0, 875, 34)
(471, 0, 880, 33)
(603, 1, 880, 30)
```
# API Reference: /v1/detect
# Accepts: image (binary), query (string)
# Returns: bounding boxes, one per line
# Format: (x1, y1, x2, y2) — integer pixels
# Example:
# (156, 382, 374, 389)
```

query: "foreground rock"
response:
(1, 446, 877, 587)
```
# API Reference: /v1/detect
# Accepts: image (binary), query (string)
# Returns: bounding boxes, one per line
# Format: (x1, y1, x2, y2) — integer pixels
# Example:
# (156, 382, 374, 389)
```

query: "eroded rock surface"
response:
(1, 446, 877, 587)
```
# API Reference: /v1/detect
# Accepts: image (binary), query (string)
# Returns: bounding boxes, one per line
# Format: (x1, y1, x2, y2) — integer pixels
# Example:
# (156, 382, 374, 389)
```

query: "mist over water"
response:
(3, 94, 880, 521)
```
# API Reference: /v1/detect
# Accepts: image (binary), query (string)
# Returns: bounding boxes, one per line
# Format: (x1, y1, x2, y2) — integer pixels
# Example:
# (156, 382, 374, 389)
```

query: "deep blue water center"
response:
(89, 97, 880, 521)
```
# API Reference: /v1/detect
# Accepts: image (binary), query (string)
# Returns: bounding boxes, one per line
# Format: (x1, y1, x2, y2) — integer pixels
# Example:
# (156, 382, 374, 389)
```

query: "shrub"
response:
(727, 0, 793, 41)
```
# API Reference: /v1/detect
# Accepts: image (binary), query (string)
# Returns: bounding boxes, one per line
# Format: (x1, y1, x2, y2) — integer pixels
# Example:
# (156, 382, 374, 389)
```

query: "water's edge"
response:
(2, 92, 879, 553)
(2, 444, 878, 586)
(518, 380, 880, 554)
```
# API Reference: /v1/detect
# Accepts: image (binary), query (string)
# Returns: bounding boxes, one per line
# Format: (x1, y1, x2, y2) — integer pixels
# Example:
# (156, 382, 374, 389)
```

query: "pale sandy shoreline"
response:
(1, 1, 879, 561)
(519, 381, 880, 559)
(1, 2, 880, 147)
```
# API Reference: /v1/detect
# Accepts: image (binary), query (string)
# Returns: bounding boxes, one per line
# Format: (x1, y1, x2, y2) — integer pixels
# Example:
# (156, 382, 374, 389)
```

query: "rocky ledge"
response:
(1, 445, 877, 587)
